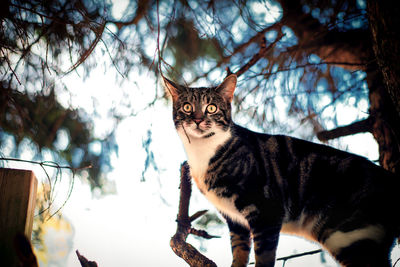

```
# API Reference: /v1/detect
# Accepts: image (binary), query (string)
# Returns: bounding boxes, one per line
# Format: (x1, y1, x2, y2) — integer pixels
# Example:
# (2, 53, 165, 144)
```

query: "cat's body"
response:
(164, 74, 399, 267)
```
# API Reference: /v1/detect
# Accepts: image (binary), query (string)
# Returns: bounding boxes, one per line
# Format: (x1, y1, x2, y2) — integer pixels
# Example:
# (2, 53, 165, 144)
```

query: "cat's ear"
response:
(216, 74, 237, 103)
(163, 76, 180, 101)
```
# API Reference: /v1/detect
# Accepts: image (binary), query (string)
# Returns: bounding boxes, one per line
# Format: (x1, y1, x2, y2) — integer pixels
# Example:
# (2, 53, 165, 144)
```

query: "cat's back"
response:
(229, 124, 398, 195)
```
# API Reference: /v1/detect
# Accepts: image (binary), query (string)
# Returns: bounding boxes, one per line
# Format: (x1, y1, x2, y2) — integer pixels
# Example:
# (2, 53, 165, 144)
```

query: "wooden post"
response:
(0, 168, 38, 267)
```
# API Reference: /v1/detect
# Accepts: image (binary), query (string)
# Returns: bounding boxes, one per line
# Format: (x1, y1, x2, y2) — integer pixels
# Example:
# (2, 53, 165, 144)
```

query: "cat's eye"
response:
(206, 104, 217, 114)
(183, 103, 192, 113)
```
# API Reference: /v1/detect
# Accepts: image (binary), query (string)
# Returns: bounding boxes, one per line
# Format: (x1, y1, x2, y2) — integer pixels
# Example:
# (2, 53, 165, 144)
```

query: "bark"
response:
(368, 1, 400, 118)
(76, 250, 98, 267)
(170, 162, 218, 267)
(366, 1, 400, 175)
(367, 66, 400, 174)
(317, 118, 372, 142)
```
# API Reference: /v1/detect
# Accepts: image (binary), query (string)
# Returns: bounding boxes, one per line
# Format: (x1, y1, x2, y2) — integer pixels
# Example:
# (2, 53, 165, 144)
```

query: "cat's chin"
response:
(178, 126, 214, 139)
(187, 129, 211, 138)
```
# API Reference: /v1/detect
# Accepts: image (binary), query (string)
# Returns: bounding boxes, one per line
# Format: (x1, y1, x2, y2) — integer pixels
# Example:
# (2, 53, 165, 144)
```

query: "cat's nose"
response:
(193, 118, 203, 125)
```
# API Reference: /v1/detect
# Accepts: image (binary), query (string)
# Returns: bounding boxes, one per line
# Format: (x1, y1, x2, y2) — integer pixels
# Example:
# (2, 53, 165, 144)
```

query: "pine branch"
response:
(170, 162, 218, 267)
(188, 23, 282, 85)
(317, 117, 373, 141)
(189, 228, 220, 239)
(234, 33, 285, 78)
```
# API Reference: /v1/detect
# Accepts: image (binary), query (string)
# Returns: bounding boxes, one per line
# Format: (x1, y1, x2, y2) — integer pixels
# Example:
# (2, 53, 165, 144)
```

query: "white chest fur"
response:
(177, 129, 248, 227)
(178, 128, 231, 183)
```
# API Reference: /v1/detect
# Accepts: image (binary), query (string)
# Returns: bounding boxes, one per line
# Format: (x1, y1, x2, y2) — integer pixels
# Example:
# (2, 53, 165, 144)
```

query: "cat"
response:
(164, 74, 400, 267)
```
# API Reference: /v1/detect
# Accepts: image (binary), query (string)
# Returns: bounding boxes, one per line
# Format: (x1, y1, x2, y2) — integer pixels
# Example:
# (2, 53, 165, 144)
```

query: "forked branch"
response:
(170, 162, 218, 267)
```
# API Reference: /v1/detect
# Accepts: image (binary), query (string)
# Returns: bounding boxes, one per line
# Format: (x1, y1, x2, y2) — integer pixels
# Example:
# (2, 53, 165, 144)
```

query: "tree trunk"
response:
(368, 1, 400, 118)
(367, 2, 400, 175)
(367, 66, 400, 174)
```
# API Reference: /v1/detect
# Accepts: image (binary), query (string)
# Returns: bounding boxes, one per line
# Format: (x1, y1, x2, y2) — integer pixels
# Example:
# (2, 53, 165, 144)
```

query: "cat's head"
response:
(163, 74, 237, 140)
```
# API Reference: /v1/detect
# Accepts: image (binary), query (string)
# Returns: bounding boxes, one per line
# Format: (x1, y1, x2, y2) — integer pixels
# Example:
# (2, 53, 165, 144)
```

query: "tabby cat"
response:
(164, 74, 399, 267)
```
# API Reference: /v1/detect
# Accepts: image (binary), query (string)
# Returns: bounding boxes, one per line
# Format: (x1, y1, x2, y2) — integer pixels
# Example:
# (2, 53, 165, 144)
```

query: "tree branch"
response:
(76, 250, 98, 267)
(317, 117, 373, 141)
(234, 33, 285, 78)
(170, 162, 217, 267)
(188, 23, 281, 85)
(276, 249, 322, 262)
(278, 0, 371, 70)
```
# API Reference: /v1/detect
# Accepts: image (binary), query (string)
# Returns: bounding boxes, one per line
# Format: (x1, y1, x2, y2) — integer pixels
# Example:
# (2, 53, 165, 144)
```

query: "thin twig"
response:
(248, 249, 323, 265)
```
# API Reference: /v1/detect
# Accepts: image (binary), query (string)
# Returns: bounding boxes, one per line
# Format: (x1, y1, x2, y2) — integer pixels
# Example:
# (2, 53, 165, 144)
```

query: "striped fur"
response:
(164, 75, 400, 267)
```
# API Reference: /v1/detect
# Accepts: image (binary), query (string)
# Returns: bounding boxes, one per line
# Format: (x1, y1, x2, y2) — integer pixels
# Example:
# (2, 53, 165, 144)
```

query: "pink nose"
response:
(193, 118, 203, 125)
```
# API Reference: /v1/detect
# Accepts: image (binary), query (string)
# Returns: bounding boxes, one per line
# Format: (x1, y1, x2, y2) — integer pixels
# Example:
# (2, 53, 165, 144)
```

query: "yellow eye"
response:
(183, 103, 192, 113)
(206, 104, 217, 113)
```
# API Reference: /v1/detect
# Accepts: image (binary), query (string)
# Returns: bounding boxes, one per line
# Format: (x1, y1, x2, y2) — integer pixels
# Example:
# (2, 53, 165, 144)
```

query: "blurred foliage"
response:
(0, 0, 118, 190)
(166, 17, 223, 80)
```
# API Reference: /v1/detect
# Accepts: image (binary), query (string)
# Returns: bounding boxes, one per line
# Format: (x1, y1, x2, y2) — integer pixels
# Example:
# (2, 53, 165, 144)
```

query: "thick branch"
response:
(170, 162, 217, 267)
(368, 1, 400, 118)
(317, 117, 373, 141)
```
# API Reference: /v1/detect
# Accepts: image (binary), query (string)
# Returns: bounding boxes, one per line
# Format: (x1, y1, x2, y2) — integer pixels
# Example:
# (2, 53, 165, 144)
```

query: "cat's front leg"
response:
(252, 224, 281, 267)
(226, 218, 251, 267)
(248, 214, 281, 267)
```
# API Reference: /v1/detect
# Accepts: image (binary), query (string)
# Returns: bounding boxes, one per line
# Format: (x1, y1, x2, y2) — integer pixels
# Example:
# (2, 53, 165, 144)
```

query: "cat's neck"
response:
(177, 127, 232, 181)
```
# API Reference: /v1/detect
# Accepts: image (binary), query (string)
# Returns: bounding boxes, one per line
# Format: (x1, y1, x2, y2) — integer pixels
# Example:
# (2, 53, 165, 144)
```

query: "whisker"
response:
(182, 125, 191, 144)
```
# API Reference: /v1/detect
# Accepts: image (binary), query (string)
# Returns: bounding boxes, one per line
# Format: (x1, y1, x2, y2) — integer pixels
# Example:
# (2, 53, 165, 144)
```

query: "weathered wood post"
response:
(0, 168, 38, 266)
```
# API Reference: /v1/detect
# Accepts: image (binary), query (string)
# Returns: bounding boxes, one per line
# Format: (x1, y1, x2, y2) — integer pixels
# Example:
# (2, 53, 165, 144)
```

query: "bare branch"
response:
(249, 249, 323, 266)
(317, 117, 373, 141)
(170, 162, 217, 267)
(189, 209, 209, 222)
(189, 228, 220, 239)
(76, 250, 98, 267)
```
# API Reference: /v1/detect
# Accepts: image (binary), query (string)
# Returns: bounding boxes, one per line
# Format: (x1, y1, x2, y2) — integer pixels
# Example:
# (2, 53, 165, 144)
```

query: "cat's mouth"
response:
(183, 122, 211, 137)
